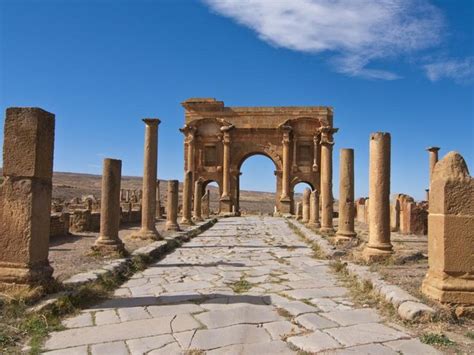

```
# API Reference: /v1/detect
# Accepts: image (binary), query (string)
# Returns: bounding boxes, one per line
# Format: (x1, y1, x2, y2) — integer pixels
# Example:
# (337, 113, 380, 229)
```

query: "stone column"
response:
(156, 180, 162, 219)
(422, 152, 473, 304)
(0, 108, 55, 290)
(425, 189, 430, 202)
(296, 201, 303, 220)
(280, 126, 292, 213)
(202, 189, 210, 219)
(181, 171, 193, 224)
(426, 147, 440, 180)
(93, 159, 125, 254)
(363, 132, 393, 262)
(308, 190, 321, 228)
(132, 119, 161, 240)
(165, 180, 180, 231)
(302, 188, 311, 223)
(220, 127, 233, 213)
(336, 149, 357, 242)
(390, 197, 400, 232)
(193, 180, 203, 221)
(320, 127, 338, 234)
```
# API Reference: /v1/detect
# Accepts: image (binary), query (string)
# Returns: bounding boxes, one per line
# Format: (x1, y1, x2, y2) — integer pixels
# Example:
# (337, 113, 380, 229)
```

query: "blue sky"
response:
(1, 0, 473, 200)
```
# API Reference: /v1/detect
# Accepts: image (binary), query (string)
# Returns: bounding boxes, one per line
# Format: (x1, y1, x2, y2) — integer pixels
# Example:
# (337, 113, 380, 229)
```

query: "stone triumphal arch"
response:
(180, 98, 337, 216)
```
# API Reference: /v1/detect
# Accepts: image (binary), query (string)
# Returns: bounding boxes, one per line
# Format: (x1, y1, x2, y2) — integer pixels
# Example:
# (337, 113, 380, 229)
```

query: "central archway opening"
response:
(292, 181, 315, 217)
(202, 180, 220, 215)
(238, 154, 278, 215)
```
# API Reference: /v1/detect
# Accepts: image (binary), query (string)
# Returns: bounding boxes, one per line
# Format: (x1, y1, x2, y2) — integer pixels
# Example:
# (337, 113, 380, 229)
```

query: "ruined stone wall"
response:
(391, 194, 428, 235)
(355, 198, 368, 224)
(50, 213, 70, 237)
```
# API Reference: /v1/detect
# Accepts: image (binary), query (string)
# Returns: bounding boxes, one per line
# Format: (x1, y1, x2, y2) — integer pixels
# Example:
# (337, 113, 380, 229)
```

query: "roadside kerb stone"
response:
(288, 220, 436, 322)
(345, 263, 436, 321)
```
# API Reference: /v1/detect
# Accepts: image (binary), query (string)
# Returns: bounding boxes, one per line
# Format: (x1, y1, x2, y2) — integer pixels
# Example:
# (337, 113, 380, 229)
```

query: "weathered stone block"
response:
(422, 151, 474, 304)
(3, 107, 55, 179)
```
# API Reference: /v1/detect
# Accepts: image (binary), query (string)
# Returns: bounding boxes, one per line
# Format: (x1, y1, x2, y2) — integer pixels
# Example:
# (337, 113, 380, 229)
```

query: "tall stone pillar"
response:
(426, 147, 440, 180)
(132, 119, 161, 240)
(156, 180, 162, 219)
(422, 152, 474, 304)
(302, 188, 311, 223)
(363, 132, 393, 262)
(181, 171, 193, 224)
(165, 180, 180, 231)
(193, 180, 203, 221)
(308, 190, 321, 228)
(93, 159, 125, 254)
(336, 149, 357, 242)
(0, 108, 55, 290)
(220, 127, 233, 213)
(280, 126, 292, 214)
(202, 190, 210, 219)
(320, 127, 338, 233)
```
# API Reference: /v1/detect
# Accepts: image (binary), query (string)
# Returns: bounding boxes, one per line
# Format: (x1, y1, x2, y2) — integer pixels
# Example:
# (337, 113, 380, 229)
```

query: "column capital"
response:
(180, 124, 196, 132)
(142, 118, 161, 126)
(220, 124, 235, 133)
(222, 130, 232, 144)
(426, 146, 440, 153)
(320, 127, 338, 145)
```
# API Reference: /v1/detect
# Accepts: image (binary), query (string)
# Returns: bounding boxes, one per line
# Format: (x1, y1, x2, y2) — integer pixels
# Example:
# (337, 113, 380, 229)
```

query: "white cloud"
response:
(424, 57, 474, 83)
(203, 0, 445, 79)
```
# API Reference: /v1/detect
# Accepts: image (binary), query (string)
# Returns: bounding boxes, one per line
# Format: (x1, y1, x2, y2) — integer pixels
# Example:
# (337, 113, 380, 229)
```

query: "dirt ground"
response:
(49, 219, 193, 282)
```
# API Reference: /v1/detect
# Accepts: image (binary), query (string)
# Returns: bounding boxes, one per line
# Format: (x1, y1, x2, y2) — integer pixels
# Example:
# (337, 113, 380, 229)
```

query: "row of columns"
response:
(0, 107, 213, 291)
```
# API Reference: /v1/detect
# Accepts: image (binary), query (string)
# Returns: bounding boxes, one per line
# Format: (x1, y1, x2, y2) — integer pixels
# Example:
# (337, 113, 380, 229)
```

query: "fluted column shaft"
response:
(193, 180, 203, 221)
(308, 190, 321, 227)
(132, 119, 161, 240)
(165, 180, 180, 231)
(95, 158, 124, 253)
(363, 132, 393, 261)
(320, 127, 337, 233)
(336, 149, 357, 241)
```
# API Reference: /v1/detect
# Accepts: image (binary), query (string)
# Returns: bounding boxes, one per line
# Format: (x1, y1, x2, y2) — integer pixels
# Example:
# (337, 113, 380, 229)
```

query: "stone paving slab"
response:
(43, 217, 439, 354)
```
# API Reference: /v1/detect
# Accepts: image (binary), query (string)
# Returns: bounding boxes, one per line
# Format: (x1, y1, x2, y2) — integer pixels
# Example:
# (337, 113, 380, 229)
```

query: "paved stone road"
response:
(44, 217, 440, 354)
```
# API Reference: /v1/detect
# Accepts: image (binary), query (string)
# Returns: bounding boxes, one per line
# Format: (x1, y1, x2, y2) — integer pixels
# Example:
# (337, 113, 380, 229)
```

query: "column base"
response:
(319, 227, 335, 235)
(165, 221, 181, 231)
(192, 216, 204, 222)
(335, 230, 357, 238)
(335, 232, 357, 245)
(422, 270, 474, 304)
(362, 245, 393, 262)
(92, 238, 126, 256)
(180, 217, 194, 225)
(0, 261, 54, 292)
(220, 196, 232, 213)
(279, 197, 292, 214)
(130, 228, 162, 240)
(307, 222, 321, 229)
